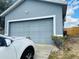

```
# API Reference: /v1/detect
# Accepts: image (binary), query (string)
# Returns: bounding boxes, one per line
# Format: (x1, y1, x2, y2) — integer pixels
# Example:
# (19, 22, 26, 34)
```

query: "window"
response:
(0, 37, 7, 46)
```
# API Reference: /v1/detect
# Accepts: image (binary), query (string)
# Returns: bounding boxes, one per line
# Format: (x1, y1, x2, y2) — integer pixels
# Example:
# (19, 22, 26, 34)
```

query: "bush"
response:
(52, 36, 67, 49)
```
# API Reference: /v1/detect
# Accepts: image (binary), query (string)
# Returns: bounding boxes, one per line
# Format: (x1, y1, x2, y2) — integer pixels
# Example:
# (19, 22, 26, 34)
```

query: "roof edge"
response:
(0, 0, 23, 17)
(0, 0, 67, 17)
(41, 0, 67, 5)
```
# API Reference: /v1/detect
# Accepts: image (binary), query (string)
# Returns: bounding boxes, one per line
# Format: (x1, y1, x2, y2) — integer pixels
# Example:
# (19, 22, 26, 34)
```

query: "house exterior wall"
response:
(5, 0, 63, 36)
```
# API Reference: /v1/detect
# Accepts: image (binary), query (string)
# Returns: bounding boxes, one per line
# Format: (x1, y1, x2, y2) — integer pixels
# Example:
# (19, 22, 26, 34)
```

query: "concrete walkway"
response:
(34, 44, 59, 59)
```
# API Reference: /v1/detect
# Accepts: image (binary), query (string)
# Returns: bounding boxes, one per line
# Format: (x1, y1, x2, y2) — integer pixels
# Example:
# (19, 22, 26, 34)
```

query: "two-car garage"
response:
(7, 16, 56, 44)
(0, 0, 67, 44)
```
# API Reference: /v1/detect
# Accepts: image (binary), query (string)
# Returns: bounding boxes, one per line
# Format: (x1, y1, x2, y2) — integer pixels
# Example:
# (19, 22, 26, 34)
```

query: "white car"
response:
(0, 35, 35, 59)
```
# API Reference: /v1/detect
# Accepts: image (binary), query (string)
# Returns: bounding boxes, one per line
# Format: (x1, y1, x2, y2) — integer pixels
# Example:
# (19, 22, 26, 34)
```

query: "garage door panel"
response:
(29, 19, 53, 31)
(9, 18, 53, 44)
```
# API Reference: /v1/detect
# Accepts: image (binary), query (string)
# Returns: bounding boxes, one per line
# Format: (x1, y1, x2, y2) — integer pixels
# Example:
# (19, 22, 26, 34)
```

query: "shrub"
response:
(52, 36, 67, 49)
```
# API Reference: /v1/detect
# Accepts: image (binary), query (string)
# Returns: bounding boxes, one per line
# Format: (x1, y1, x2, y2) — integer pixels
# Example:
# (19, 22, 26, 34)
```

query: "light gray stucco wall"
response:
(5, 0, 63, 35)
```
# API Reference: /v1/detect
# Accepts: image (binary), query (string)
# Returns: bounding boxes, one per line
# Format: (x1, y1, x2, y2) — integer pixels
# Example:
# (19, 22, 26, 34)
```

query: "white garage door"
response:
(9, 18, 53, 44)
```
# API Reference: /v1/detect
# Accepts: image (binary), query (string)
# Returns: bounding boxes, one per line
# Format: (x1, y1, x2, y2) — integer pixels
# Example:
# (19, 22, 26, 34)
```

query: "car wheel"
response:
(21, 46, 34, 59)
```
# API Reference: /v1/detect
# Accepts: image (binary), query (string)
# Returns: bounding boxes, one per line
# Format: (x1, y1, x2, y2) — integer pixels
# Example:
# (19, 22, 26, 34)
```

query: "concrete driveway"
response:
(34, 44, 59, 59)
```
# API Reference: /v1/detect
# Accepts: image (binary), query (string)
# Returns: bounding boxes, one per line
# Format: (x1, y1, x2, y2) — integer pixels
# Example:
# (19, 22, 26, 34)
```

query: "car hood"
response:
(11, 37, 30, 41)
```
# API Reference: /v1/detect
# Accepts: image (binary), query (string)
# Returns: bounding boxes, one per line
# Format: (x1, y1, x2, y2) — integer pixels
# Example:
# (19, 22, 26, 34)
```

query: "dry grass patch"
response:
(48, 38, 79, 59)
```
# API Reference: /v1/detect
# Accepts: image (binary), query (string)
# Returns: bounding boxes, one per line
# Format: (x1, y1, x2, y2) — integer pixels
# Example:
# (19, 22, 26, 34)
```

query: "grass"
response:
(49, 37, 79, 59)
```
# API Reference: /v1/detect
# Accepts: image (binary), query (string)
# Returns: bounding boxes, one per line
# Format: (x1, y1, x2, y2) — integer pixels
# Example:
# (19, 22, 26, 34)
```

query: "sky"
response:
(64, 0, 79, 28)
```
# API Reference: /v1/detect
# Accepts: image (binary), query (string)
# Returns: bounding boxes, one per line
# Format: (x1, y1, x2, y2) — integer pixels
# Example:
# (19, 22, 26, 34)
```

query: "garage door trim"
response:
(6, 15, 56, 36)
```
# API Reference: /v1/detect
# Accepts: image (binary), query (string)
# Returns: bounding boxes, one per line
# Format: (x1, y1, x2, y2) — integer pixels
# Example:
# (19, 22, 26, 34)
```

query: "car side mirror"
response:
(5, 39, 12, 47)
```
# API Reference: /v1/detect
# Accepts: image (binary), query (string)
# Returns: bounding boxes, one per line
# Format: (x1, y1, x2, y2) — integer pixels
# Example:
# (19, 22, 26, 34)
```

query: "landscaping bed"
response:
(48, 37, 79, 59)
